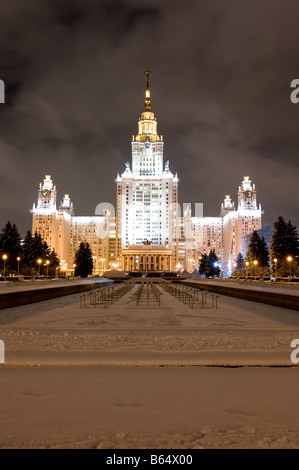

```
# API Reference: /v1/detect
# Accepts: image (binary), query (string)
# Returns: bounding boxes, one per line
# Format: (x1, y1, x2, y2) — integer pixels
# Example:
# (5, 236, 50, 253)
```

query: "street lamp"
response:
(273, 258, 278, 279)
(245, 261, 249, 278)
(100, 258, 105, 276)
(93, 256, 97, 276)
(73, 264, 76, 277)
(2, 254, 7, 280)
(287, 256, 293, 280)
(37, 259, 42, 276)
(17, 257, 21, 276)
(253, 260, 258, 278)
(46, 260, 50, 278)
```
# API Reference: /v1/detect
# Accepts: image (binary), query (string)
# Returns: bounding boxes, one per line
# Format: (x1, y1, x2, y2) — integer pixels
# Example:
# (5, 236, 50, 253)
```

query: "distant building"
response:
(31, 72, 262, 276)
(240, 224, 274, 257)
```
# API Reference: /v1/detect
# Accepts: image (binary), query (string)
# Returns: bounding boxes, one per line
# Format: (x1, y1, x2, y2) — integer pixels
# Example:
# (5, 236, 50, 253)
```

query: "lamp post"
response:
(17, 257, 21, 276)
(101, 258, 105, 275)
(73, 264, 76, 277)
(273, 258, 278, 279)
(287, 256, 293, 280)
(46, 260, 50, 278)
(2, 254, 7, 280)
(93, 256, 97, 276)
(37, 259, 42, 277)
(253, 260, 258, 279)
(245, 261, 249, 278)
(176, 263, 182, 275)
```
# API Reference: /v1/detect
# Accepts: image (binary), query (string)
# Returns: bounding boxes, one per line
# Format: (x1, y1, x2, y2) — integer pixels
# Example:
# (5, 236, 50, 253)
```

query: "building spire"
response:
(144, 69, 152, 111)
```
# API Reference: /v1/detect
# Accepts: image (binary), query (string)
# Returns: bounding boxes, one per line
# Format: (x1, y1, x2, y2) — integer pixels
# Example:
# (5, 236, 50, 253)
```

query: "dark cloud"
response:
(0, 0, 298, 236)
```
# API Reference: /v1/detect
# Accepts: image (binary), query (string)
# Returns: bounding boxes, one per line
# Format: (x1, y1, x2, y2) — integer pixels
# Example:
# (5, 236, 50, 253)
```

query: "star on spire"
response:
(144, 69, 152, 111)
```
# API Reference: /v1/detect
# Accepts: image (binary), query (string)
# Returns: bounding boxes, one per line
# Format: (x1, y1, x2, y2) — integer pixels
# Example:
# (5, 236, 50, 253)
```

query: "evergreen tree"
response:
(198, 253, 209, 277)
(270, 217, 299, 276)
(198, 250, 220, 278)
(285, 220, 299, 260)
(0, 221, 22, 274)
(270, 216, 287, 266)
(235, 252, 245, 270)
(246, 230, 269, 267)
(208, 249, 221, 278)
(74, 242, 93, 278)
(49, 249, 60, 276)
(21, 231, 50, 274)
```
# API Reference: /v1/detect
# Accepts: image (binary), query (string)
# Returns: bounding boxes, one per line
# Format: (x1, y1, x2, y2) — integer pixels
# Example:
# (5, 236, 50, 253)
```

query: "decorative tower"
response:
(238, 176, 257, 210)
(59, 194, 74, 215)
(35, 175, 57, 210)
(117, 70, 178, 247)
(32, 175, 74, 269)
(32, 175, 58, 254)
(220, 195, 235, 217)
(116, 70, 178, 270)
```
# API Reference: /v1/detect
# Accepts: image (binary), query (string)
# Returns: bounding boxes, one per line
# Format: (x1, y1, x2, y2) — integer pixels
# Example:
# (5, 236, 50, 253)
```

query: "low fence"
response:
(0, 280, 113, 310)
(180, 280, 299, 311)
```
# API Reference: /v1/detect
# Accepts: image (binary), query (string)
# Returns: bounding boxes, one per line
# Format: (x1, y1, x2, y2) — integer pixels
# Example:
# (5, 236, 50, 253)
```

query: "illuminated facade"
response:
(32, 175, 116, 273)
(31, 72, 262, 276)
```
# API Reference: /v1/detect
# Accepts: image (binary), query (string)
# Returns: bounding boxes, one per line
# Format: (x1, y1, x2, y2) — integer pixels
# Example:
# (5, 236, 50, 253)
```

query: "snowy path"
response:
(1, 284, 299, 366)
(0, 366, 299, 449)
(1, 284, 299, 448)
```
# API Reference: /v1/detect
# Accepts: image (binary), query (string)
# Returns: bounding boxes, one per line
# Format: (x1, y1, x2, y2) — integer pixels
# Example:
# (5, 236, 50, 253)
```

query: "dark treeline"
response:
(198, 216, 298, 278)
(0, 221, 59, 277)
(234, 216, 299, 278)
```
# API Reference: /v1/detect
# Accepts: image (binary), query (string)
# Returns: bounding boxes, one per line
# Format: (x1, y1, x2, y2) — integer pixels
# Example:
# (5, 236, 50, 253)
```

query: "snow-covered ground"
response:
(183, 278, 299, 296)
(0, 277, 109, 294)
(1, 366, 299, 449)
(0, 283, 299, 448)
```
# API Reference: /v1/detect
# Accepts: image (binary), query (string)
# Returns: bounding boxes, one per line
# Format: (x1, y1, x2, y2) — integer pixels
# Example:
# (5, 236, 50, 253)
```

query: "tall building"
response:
(116, 70, 178, 271)
(31, 71, 262, 276)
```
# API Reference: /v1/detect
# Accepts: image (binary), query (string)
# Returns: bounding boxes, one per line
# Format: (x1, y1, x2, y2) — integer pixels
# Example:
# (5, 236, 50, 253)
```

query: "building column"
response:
(137, 255, 141, 271)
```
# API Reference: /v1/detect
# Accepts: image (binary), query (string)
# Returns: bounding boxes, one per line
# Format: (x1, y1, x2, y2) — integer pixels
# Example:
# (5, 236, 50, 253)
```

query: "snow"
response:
(182, 278, 299, 296)
(0, 281, 299, 448)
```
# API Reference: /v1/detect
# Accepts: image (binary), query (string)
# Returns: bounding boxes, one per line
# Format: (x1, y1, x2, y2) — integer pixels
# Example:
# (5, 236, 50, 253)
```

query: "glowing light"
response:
(287, 256, 293, 262)
(253, 260, 258, 266)
(2, 254, 7, 260)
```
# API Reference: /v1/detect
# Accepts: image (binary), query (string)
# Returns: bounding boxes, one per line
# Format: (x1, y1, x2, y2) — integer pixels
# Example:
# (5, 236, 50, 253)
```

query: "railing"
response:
(134, 281, 162, 306)
(79, 282, 134, 308)
(160, 282, 220, 309)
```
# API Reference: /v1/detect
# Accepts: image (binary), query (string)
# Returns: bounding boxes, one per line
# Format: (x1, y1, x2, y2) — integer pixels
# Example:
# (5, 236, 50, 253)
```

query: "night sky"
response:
(0, 0, 299, 237)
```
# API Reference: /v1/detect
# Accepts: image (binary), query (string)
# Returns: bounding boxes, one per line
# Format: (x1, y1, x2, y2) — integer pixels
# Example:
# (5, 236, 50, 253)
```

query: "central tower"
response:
(116, 71, 178, 267)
